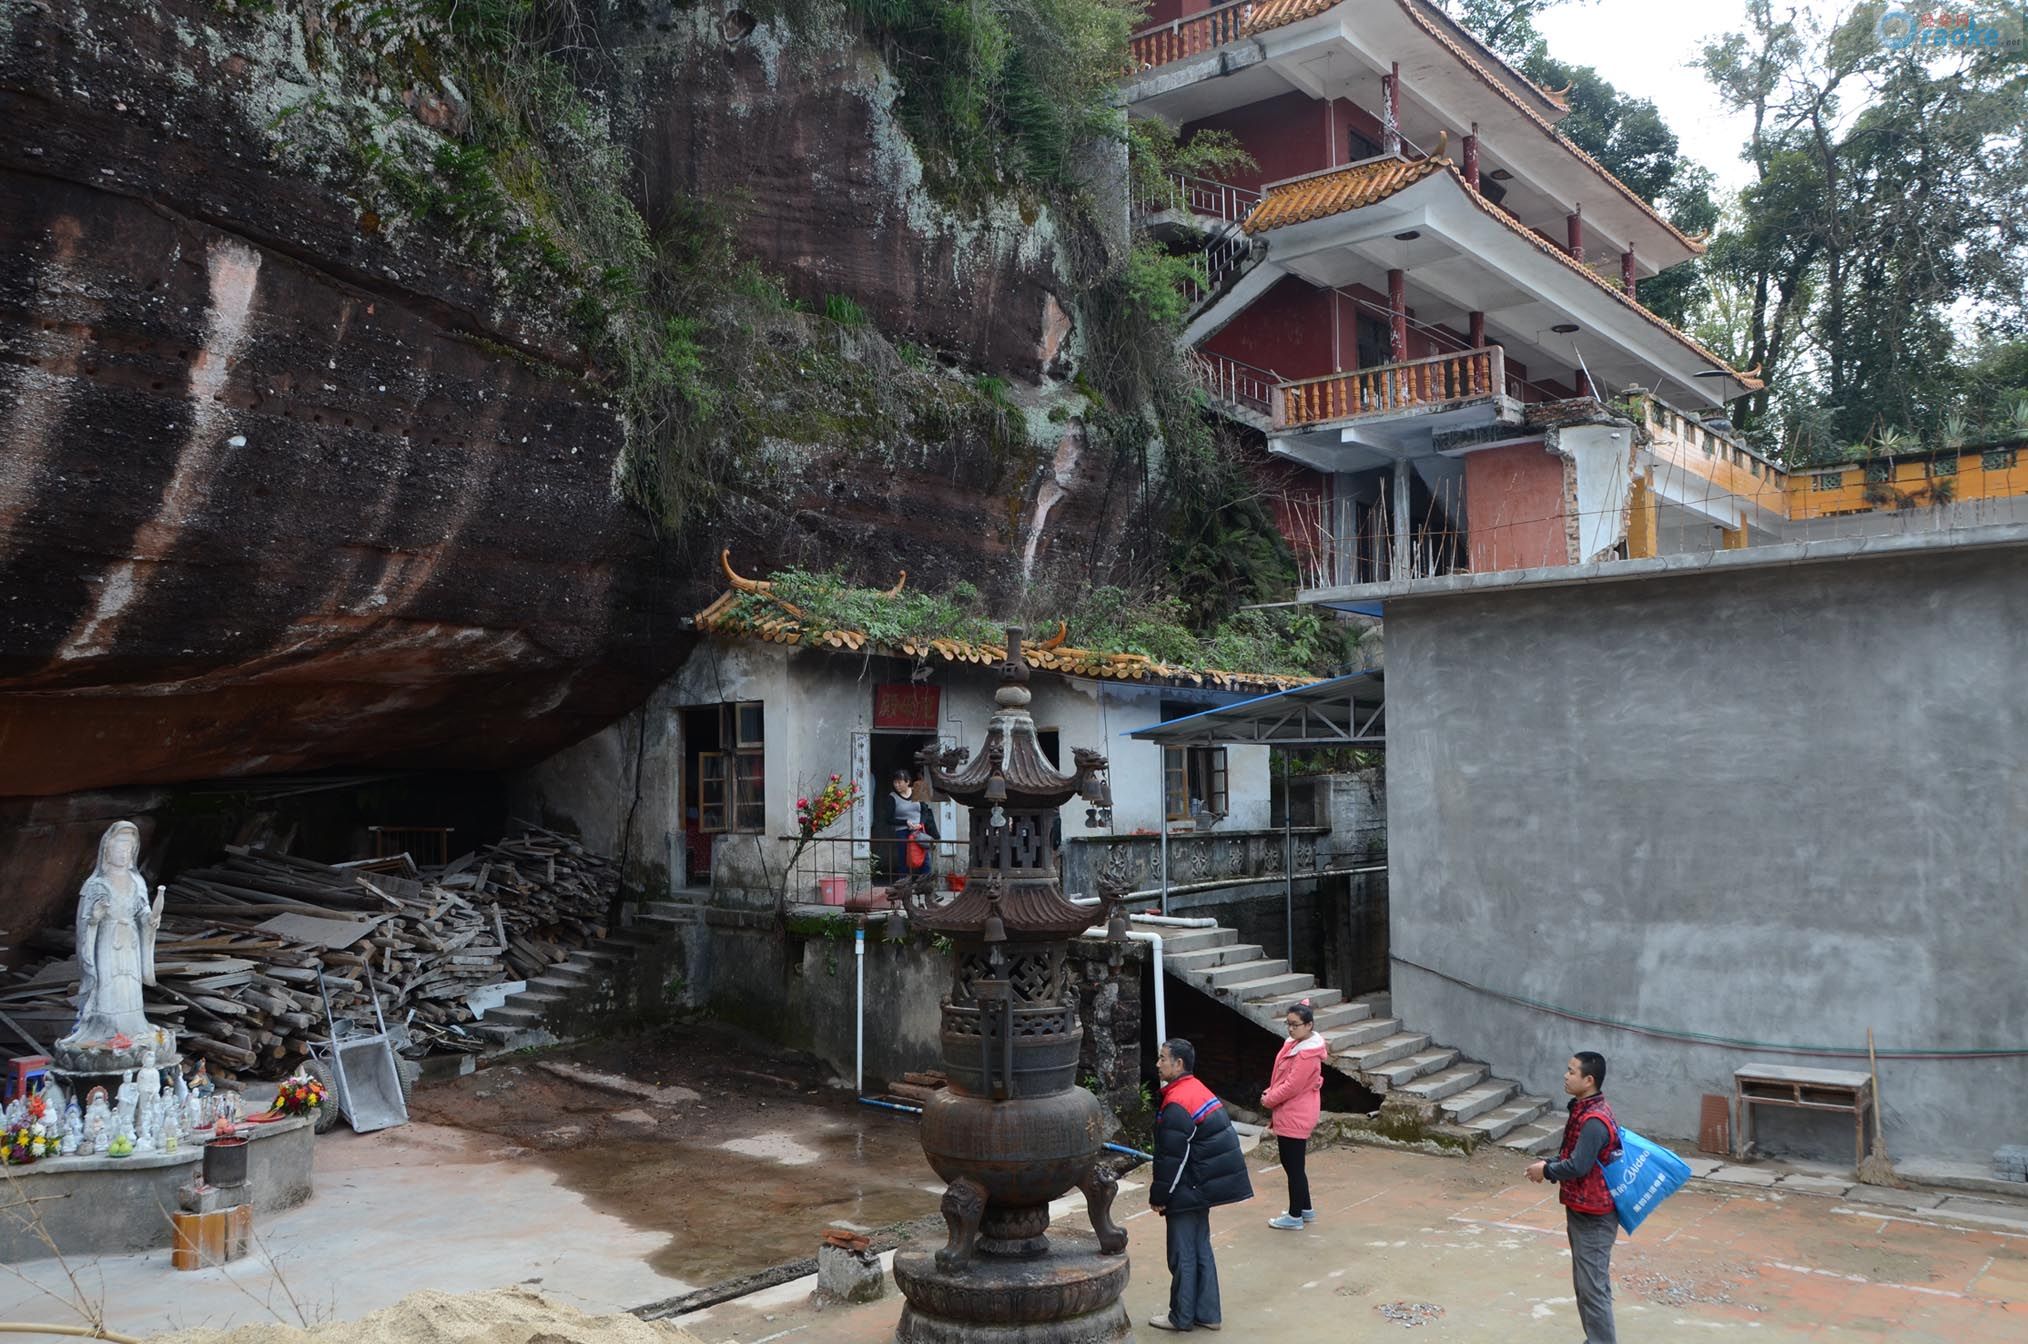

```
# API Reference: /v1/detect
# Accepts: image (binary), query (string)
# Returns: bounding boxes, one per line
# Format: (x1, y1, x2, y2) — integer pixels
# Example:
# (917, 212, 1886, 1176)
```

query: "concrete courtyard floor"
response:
(2, 1072, 2021, 1342)
(680, 1140, 2028, 1343)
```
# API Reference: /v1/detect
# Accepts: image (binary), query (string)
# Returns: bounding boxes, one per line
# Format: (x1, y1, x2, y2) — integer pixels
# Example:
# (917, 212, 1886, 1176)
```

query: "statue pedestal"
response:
(48, 1027, 181, 1107)
(894, 1235, 1131, 1343)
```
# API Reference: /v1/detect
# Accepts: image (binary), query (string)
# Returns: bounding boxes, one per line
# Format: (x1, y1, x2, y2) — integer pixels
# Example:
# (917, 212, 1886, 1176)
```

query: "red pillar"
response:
(1463, 123, 1479, 188)
(1567, 204, 1585, 262)
(1388, 268, 1408, 362)
(1384, 62, 1401, 156)
(1621, 248, 1637, 300)
(1574, 368, 1594, 398)
(1468, 311, 1486, 349)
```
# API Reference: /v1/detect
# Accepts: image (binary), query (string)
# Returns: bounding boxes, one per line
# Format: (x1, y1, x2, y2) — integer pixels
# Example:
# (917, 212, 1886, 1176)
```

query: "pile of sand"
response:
(150, 1287, 703, 1344)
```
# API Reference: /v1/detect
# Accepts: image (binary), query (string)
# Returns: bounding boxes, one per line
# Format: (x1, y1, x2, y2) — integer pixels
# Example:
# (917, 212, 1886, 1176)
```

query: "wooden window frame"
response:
(697, 701, 766, 835)
(1164, 746, 1229, 822)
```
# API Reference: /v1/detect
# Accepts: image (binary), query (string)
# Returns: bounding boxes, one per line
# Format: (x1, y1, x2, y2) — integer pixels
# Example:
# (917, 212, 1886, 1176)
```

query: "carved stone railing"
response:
(1062, 828, 1338, 900)
(1129, 0, 1255, 70)
(1275, 346, 1505, 429)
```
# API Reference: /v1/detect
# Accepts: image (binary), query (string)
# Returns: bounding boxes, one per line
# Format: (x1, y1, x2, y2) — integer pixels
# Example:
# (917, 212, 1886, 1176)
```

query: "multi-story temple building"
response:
(1127, 0, 2027, 595)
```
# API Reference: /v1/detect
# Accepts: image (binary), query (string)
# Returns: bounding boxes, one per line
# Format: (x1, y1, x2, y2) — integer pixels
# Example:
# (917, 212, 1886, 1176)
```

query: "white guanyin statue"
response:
(57, 821, 168, 1057)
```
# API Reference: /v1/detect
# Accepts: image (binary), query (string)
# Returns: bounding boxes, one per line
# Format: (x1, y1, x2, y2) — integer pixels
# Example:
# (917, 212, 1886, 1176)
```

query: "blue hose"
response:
(856, 1095, 1152, 1163)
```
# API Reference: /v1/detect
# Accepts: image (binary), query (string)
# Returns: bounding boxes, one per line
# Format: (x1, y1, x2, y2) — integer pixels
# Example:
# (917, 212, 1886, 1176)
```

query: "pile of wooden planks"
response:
(0, 825, 617, 1077)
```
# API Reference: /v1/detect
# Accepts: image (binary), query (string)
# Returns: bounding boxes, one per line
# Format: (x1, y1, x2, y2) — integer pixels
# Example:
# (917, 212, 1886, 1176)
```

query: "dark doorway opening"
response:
(871, 731, 940, 881)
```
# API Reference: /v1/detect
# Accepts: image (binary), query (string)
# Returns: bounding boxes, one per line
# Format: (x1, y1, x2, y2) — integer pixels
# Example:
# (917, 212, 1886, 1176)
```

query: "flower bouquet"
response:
(795, 774, 862, 838)
(2, 1121, 50, 1165)
(271, 1072, 327, 1117)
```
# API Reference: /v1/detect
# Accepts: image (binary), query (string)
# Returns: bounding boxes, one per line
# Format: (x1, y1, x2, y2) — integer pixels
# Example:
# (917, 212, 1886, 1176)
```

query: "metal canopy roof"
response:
(1127, 671, 1385, 748)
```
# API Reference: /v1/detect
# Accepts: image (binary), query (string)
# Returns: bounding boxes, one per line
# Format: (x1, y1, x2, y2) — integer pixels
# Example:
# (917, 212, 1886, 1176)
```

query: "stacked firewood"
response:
(0, 826, 617, 1077)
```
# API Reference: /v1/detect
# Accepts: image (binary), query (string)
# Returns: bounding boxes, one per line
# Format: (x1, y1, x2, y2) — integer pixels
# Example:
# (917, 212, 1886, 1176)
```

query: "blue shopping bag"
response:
(1600, 1127, 1693, 1234)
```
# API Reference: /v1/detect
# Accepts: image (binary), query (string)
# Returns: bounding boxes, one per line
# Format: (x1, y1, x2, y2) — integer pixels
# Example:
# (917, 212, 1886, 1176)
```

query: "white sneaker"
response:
(1301, 1208, 1317, 1223)
(1268, 1213, 1305, 1229)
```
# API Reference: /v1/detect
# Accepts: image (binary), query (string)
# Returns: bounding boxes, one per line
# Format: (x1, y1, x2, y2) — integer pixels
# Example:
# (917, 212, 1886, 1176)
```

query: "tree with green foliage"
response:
(1697, 1, 2028, 460)
(1450, 3, 1718, 328)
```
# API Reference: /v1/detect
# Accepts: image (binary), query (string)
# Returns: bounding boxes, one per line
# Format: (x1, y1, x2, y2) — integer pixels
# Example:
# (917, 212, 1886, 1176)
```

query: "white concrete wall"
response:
(1561, 423, 1634, 562)
(513, 638, 1279, 899)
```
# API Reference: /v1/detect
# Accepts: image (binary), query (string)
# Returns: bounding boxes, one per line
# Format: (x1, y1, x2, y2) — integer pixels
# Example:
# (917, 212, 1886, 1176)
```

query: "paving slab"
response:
(1680, 1155, 1724, 1178)
(1933, 1195, 2028, 1230)
(1776, 1173, 1855, 1196)
(1840, 1183, 1946, 1210)
(1703, 1164, 1780, 1186)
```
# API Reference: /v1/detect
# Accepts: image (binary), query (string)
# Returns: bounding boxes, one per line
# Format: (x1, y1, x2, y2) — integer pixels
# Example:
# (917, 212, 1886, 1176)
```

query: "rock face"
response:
(0, 0, 1135, 802)
(607, 2, 1084, 378)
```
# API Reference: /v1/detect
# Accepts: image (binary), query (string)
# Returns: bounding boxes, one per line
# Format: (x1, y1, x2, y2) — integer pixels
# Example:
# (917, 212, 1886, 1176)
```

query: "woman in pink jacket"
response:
(1261, 999, 1327, 1229)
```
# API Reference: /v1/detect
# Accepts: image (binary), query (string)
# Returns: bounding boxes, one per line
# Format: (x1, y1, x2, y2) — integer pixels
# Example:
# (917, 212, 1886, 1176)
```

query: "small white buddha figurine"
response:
(114, 1070, 139, 1140)
(136, 1046, 161, 1100)
(82, 1088, 112, 1156)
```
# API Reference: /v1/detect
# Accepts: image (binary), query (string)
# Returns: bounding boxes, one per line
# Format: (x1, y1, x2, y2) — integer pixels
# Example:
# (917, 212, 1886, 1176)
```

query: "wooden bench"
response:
(1732, 1065, 1874, 1166)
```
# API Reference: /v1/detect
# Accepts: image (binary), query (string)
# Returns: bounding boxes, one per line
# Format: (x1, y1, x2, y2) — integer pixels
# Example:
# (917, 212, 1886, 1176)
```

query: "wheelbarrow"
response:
(307, 967, 410, 1134)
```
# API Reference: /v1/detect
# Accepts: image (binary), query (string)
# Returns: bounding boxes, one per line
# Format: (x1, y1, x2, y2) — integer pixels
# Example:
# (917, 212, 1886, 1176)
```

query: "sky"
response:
(1529, 0, 1856, 192)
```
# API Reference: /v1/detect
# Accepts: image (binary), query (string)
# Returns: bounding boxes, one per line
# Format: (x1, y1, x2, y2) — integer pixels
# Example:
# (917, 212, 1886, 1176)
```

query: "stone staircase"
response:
(1157, 923, 1563, 1154)
(468, 902, 690, 1052)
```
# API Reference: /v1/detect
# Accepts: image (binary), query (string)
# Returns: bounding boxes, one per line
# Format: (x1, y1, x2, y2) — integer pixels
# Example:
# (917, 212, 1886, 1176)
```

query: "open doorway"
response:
(870, 732, 941, 881)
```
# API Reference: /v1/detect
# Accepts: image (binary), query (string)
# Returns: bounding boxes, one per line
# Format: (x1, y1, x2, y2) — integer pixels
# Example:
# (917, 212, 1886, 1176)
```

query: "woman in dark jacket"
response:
(1147, 1038, 1253, 1332)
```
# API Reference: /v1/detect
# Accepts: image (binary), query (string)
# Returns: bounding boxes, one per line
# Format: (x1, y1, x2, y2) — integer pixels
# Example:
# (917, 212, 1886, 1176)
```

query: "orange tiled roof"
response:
(693, 591, 1316, 695)
(1241, 157, 1444, 232)
(1242, 159, 1760, 391)
(1244, 0, 1337, 30)
(1238, 0, 1705, 258)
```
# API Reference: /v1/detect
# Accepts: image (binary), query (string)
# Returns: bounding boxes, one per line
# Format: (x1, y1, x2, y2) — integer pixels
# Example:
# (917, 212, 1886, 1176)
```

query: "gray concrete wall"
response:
(1384, 538, 2027, 1163)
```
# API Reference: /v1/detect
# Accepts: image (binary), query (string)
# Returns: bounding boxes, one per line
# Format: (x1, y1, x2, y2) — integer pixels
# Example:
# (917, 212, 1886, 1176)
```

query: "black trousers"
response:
(1279, 1135, 1311, 1216)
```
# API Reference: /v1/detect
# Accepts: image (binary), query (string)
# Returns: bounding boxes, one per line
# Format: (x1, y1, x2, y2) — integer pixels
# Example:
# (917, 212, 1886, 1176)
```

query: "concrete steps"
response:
(1145, 917, 1550, 1147)
(470, 911, 683, 1054)
(1200, 956, 1284, 988)
(1499, 1116, 1565, 1156)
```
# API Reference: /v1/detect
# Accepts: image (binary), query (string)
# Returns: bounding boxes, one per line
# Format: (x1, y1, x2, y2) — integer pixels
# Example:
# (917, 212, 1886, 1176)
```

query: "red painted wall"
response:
(1465, 442, 1570, 572)
(1138, 0, 1211, 27)
(1203, 276, 1335, 380)
(1180, 94, 1391, 191)
(1234, 436, 1331, 579)
(1183, 93, 1333, 191)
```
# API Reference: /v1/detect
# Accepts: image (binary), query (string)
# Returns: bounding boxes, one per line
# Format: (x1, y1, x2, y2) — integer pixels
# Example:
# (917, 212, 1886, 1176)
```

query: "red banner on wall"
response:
(874, 683, 941, 731)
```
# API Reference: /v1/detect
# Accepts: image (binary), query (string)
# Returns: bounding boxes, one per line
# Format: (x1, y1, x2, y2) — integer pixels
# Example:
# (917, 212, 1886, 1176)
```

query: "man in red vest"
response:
(1148, 1037, 1253, 1331)
(1528, 1051, 1621, 1343)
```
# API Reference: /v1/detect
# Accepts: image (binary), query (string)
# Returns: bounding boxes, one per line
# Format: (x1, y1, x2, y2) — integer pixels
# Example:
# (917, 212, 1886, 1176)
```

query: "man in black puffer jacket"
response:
(1147, 1037, 1254, 1332)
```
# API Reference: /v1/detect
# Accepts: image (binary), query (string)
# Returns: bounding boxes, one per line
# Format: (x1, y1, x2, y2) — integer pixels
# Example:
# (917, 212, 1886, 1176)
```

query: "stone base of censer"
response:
(894, 1234, 1132, 1343)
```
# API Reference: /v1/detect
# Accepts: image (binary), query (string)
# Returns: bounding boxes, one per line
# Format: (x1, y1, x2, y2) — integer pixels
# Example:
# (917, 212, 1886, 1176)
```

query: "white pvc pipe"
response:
(1088, 926, 1169, 1049)
(854, 925, 866, 1096)
(1129, 913, 1218, 928)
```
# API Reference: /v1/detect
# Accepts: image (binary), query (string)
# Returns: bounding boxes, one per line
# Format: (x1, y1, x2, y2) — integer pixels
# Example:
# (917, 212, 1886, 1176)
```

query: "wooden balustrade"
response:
(1276, 347, 1504, 428)
(1130, 1, 1254, 70)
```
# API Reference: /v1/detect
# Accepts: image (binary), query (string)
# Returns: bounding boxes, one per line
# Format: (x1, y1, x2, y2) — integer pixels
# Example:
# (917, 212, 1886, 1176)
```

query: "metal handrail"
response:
(1191, 350, 1281, 415)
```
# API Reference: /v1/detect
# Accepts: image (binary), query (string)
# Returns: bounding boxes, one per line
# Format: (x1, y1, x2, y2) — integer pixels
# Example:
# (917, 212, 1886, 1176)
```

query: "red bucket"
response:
(817, 876, 849, 905)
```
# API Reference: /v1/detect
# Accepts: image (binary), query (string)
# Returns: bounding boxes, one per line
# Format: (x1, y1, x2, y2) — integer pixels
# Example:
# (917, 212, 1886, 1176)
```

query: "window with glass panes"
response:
(697, 701, 765, 834)
(1163, 746, 1229, 821)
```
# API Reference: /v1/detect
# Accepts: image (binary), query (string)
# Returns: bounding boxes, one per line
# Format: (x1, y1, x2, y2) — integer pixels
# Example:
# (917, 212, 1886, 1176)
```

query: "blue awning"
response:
(1125, 670, 1384, 747)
